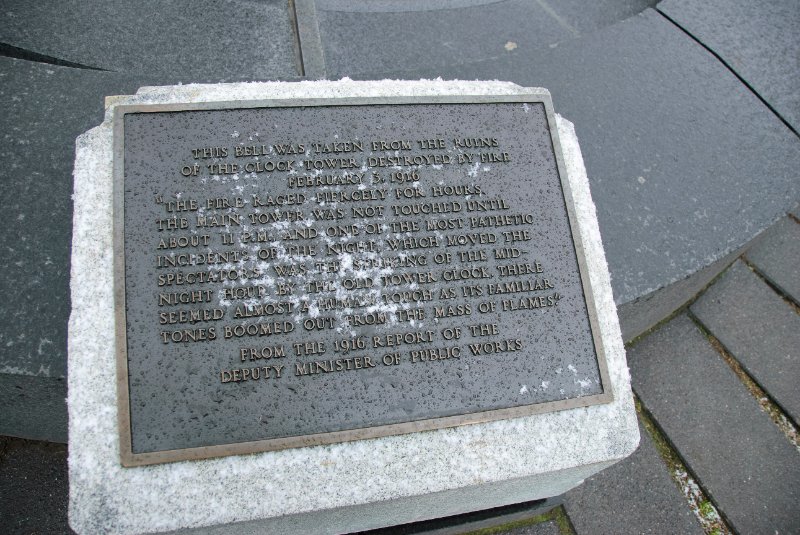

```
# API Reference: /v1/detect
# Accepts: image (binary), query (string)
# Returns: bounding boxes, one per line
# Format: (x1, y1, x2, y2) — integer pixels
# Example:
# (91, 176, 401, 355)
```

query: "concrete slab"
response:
(358, 9, 800, 314)
(658, 0, 800, 132)
(0, 0, 299, 79)
(0, 438, 73, 534)
(565, 419, 702, 535)
(627, 314, 800, 535)
(316, 0, 655, 77)
(744, 217, 800, 305)
(690, 261, 800, 423)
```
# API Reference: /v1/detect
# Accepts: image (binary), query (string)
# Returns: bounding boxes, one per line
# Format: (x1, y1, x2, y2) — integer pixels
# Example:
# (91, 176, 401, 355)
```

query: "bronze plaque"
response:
(113, 94, 612, 467)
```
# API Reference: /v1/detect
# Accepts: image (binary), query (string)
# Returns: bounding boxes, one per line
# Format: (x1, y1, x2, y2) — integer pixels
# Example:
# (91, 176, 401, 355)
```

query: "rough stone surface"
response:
(690, 261, 800, 423)
(68, 80, 637, 534)
(0, 52, 301, 441)
(0, 56, 173, 440)
(359, 9, 800, 309)
(0, 437, 74, 535)
(617, 242, 744, 343)
(565, 419, 703, 535)
(0, 0, 299, 79)
(165, 487, 560, 535)
(316, 0, 655, 77)
(658, 0, 800, 132)
(627, 314, 800, 535)
(744, 216, 800, 305)
(0, 374, 67, 443)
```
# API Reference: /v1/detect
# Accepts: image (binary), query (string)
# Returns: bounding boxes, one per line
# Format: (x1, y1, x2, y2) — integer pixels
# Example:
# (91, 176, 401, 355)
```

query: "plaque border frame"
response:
(113, 93, 613, 467)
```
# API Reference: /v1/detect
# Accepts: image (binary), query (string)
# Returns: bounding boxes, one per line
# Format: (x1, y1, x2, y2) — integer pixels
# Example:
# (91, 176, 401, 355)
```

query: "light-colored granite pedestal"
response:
(69, 80, 638, 534)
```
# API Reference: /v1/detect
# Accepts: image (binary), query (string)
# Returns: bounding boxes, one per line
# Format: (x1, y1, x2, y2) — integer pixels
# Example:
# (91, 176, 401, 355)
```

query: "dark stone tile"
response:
(744, 217, 800, 305)
(0, 374, 66, 443)
(317, 0, 655, 77)
(617, 242, 743, 343)
(565, 419, 702, 535)
(358, 9, 800, 307)
(627, 314, 800, 535)
(0, 57, 172, 438)
(0, 0, 299, 79)
(0, 58, 152, 377)
(0, 437, 73, 534)
(0, 54, 302, 438)
(658, 0, 800, 132)
(690, 261, 800, 423)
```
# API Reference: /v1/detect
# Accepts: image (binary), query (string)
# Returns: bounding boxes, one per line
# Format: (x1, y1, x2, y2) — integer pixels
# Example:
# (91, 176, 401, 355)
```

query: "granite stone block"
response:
(690, 261, 800, 423)
(0, 0, 299, 79)
(351, 498, 560, 535)
(316, 0, 655, 77)
(658, 0, 800, 132)
(359, 9, 800, 312)
(744, 217, 800, 305)
(565, 419, 702, 535)
(68, 80, 637, 534)
(627, 314, 800, 535)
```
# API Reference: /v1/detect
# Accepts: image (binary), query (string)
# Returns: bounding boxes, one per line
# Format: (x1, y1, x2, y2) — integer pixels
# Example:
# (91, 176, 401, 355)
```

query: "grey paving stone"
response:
(791, 203, 800, 220)
(627, 314, 800, 535)
(360, 9, 800, 308)
(690, 261, 800, 423)
(745, 217, 800, 305)
(0, 50, 304, 440)
(565, 419, 702, 535)
(617, 241, 743, 343)
(0, 437, 73, 534)
(316, 0, 655, 77)
(0, 374, 66, 443)
(0, 0, 299, 79)
(0, 57, 175, 439)
(0, 58, 152, 375)
(658, 0, 800, 132)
